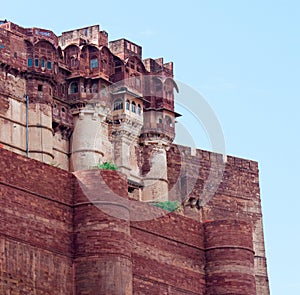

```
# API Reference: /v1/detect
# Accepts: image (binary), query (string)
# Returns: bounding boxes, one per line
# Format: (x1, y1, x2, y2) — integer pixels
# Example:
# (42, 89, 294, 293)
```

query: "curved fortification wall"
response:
(0, 147, 268, 295)
(0, 149, 74, 294)
(73, 169, 132, 295)
(204, 220, 256, 295)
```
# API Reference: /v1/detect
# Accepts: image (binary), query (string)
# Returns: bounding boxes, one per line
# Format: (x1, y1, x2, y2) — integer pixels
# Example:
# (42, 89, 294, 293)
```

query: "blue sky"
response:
(2, 0, 300, 293)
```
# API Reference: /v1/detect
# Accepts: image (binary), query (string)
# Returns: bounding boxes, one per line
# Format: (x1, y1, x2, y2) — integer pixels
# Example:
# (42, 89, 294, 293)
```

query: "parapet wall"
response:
(167, 144, 270, 294)
(0, 149, 74, 294)
(0, 148, 267, 294)
(73, 169, 132, 295)
(131, 213, 206, 294)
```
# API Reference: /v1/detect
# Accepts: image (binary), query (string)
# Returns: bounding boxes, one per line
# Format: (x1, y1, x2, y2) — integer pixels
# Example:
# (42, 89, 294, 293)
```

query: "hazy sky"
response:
(2, 0, 300, 293)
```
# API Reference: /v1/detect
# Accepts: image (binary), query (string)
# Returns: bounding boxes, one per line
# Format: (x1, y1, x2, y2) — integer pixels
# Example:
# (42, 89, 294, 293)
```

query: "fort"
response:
(0, 20, 270, 294)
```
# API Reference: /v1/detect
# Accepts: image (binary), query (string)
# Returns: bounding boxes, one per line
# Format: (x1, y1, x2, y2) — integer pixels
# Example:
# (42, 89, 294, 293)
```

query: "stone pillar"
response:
(112, 131, 132, 175)
(70, 103, 107, 171)
(28, 103, 53, 163)
(204, 220, 257, 295)
(111, 119, 143, 183)
(141, 143, 169, 202)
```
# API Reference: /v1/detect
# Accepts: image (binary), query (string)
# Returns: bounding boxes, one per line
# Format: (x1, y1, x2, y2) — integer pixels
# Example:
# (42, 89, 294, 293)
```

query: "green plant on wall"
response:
(152, 201, 180, 212)
(96, 161, 118, 170)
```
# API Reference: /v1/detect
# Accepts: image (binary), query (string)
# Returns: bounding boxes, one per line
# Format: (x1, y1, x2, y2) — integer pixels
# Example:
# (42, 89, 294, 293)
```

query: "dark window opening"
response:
(70, 57, 78, 68)
(113, 98, 123, 111)
(128, 187, 135, 193)
(126, 100, 130, 110)
(156, 82, 162, 92)
(41, 58, 45, 68)
(27, 58, 33, 67)
(38, 85, 43, 92)
(131, 101, 136, 113)
(92, 83, 98, 93)
(165, 116, 173, 127)
(90, 58, 98, 69)
(34, 58, 39, 67)
(52, 121, 59, 131)
(47, 61, 52, 70)
(137, 104, 141, 115)
(69, 82, 79, 94)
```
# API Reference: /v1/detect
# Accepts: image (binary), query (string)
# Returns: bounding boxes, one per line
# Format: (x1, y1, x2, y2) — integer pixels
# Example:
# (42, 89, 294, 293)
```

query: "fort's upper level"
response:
(58, 25, 108, 48)
(0, 20, 179, 176)
(0, 20, 58, 46)
(0, 20, 176, 111)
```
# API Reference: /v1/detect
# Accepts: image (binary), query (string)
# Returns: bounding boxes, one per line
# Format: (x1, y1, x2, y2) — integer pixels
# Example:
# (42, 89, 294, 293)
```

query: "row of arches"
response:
(64, 44, 114, 76)
(24, 38, 148, 75)
(67, 78, 178, 99)
(24, 39, 178, 100)
(68, 81, 106, 95)
(157, 115, 174, 127)
(25, 40, 61, 73)
(113, 98, 142, 116)
(64, 44, 149, 82)
(152, 77, 178, 98)
(27, 57, 52, 70)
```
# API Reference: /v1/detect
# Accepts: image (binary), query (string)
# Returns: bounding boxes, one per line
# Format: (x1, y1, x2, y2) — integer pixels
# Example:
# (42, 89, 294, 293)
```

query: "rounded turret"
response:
(204, 219, 256, 295)
(73, 169, 132, 295)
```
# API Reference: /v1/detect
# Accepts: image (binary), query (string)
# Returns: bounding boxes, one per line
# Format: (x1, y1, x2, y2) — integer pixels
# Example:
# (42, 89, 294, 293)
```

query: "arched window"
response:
(90, 57, 98, 69)
(153, 78, 163, 97)
(155, 80, 162, 92)
(113, 98, 123, 110)
(70, 56, 79, 68)
(69, 82, 79, 94)
(27, 58, 33, 67)
(137, 104, 141, 115)
(131, 101, 136, 113)
(126, 100, 130, 110)
(165, 116, 173, 127)
(41, 58, 45, 68)
(164, 79, 175, 100)
(91, 83, 98, 93)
